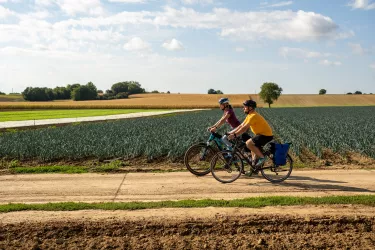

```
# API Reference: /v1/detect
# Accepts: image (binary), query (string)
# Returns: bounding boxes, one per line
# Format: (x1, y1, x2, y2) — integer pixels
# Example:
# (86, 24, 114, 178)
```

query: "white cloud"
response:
(348, 43, 370, 55)
(108, 0, 145, 3)
(182, 0, 213, 5)
(35, 0, 105, 16)
(162, 38, 184, 51)
(58, 0, 104, 16)
(124, 37, 151, 51)
(35, 0, 55, 7)
(0, 5, 15, 19)
(319, 60, 342, 66)
(261, 1, 293, 8)
(279, 47, 331, 59)
(348, 0, 375, 10)
(235, 47, 245, 52)
(40, 7, 350, 42)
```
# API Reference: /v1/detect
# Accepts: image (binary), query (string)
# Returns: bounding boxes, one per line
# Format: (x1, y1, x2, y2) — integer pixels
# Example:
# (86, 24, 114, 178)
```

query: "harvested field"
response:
(1, 94, 375, 109)
(1, 206, 374, 249)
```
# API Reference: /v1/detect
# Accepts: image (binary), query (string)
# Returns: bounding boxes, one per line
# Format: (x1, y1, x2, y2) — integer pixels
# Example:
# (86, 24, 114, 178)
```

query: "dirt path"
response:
(0, 170, 374, 204)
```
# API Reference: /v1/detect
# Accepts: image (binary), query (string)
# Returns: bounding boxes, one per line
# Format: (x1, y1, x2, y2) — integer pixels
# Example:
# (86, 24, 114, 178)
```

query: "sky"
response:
(0, 0, 374, 94)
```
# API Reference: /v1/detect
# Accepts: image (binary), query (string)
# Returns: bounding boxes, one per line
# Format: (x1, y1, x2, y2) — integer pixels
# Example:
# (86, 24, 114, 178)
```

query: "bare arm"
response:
(209, 112, 230, 131)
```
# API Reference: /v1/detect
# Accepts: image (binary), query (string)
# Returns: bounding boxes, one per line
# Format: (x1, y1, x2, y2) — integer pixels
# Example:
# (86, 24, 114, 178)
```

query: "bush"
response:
(22, 87, 55, 101)
(115, 92, 129, 99)
(72, 83, 98, 101)
(0, 91, 5, 95)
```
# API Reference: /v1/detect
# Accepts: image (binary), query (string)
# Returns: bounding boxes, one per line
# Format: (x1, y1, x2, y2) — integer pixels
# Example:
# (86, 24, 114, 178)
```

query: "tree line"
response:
(21, 81, 146, 102)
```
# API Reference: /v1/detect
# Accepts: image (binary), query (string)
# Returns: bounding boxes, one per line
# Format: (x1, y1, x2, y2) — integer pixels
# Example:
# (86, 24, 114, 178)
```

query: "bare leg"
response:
(246, 139, 264, 160)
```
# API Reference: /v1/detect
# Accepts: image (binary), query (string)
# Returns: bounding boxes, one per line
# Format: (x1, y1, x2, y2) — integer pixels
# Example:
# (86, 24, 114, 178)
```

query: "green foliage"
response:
(115, 92, 129, 99)
(111, 81, 145, 95)
(93, 160, 122, 172)
(0, 107, 374, 162)
(259, 82, 283, 108)
(319, 89, 327, 95)
(22, 87, 55, 101)
(53, 86, 71, 100)
(0, 195, 374, 213)
(0, 91, 5, 95)
(208, 89, 224, 94)
(354, 91, 362, 95)
(258, 107, 375, 159)
(72, 82, 98, 101)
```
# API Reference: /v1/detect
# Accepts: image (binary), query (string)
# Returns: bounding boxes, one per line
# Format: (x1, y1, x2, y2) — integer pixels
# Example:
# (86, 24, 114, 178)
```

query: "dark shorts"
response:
(251, 135, 274, 148)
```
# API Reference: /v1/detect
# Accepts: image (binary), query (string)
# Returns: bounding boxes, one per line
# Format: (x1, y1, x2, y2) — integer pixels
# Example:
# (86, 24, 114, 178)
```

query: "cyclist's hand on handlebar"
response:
(208, 126, 217, 133)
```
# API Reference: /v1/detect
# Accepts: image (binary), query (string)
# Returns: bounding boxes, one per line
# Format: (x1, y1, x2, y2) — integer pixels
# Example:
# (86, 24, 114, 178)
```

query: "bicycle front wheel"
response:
(210, 151, 244, 183)
(260, 154, 293, 183)
(184, 143, 217, 176)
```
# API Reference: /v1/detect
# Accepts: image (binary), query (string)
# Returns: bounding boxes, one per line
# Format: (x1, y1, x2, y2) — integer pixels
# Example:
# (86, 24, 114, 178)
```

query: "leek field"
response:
(0, 107, 374, 162)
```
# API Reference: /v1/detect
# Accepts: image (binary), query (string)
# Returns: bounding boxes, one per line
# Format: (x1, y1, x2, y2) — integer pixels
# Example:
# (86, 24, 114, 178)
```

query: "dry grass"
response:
(0, 94, 375, 109)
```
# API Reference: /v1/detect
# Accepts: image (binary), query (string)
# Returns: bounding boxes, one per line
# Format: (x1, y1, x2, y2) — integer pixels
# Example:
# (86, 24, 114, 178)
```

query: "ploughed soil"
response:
(1, 206, 374, 249)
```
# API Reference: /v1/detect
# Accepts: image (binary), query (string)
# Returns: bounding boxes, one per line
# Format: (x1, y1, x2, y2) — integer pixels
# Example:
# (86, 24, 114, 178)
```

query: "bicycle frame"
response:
(229, 137, 274, 172)
(206, 132, 231, 151)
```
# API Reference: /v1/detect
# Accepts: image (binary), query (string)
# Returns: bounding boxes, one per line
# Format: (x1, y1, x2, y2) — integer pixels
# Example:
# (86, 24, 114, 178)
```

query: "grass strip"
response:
(10, 166, 89, 174)
(0, 109, 166, 122)
(1, 195, 374, 213)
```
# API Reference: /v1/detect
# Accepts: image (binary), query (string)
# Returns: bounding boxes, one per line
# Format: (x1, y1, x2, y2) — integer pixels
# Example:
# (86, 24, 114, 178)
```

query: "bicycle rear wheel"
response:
(210, 151, 244, 183)
(260, 153, 293, 183)
(184, 143, 217, 176)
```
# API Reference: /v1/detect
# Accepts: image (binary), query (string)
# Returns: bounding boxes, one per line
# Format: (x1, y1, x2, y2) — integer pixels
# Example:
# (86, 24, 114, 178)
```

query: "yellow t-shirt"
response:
(243, 112, 273, 136)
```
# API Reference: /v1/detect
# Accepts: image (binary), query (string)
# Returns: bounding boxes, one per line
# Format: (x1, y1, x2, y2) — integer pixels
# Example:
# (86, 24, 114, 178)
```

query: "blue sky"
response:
(0, 0, 374, 94)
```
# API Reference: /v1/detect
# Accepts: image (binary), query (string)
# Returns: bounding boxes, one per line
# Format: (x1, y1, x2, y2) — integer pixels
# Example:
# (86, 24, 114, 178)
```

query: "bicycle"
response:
(210, 136, 293, 183)
(184, 131, 233, 176)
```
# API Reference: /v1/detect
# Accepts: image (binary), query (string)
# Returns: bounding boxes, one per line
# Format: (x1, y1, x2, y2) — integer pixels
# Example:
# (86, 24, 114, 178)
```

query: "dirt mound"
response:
(1, 213, 374, 249)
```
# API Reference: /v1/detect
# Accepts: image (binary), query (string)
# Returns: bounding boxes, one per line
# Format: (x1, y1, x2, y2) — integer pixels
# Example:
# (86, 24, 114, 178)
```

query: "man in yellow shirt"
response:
(228, 100, 273, 167)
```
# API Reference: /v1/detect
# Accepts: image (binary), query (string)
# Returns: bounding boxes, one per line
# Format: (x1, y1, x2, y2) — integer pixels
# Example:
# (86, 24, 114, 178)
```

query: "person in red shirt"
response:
(209, 98, 251, 146)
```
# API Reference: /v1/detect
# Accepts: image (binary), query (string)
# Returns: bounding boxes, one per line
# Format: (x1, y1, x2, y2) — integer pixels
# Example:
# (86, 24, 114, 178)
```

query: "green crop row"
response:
(0, 107, 374, 162)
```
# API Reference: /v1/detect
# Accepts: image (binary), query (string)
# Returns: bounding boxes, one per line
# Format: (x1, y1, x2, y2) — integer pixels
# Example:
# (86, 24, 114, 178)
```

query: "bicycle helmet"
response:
(218, 98, 229, 105)
(243, 100, 257, 108)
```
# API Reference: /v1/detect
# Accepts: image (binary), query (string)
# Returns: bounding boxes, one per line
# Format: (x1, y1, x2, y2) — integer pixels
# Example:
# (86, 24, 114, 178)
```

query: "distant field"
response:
(0, 109, 164, 122)
(0, 94, 24, 102)
(0, 94, 375, 109)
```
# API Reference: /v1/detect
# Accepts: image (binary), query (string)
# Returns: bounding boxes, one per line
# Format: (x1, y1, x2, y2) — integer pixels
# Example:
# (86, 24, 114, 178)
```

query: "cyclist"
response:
(209, 98, 251, 147)
(228, 100, 273, 167)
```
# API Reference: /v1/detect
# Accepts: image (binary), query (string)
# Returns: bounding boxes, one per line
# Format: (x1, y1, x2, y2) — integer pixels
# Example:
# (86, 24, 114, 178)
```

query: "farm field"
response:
(1, 106, 375, 249)
(0, 107, 374, 167)
(0, 109, 165, 122)
(0, 93, 375, 109)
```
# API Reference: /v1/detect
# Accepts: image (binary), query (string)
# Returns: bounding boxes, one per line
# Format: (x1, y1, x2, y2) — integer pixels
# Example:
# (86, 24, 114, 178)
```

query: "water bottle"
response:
(221, 135, 233, 148)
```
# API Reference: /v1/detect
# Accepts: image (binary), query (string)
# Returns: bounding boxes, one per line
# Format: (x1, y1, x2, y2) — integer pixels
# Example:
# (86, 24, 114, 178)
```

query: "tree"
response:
(151, 90, 159, 93)
(347, 92, 353, 95)
(216, 90, 224, 94)
(53, 86, 70, 100)
(111, 82, 129, 95)
(319, 89, 327, 95)
(111, 81, 145, 95)
(354, 91, 362, 95)
(259, 82, 283, 108)
(22, 87, 55, 101)
(71, 82, 98, 101)
(208, 89, 217, 94)
(167, 91, 170, 94)
(0, 91, 5, 95)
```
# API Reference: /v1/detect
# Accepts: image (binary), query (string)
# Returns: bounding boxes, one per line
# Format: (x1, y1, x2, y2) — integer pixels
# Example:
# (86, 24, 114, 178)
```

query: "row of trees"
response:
(22, 81, 146, 102)
(320, 89, 372, 95)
